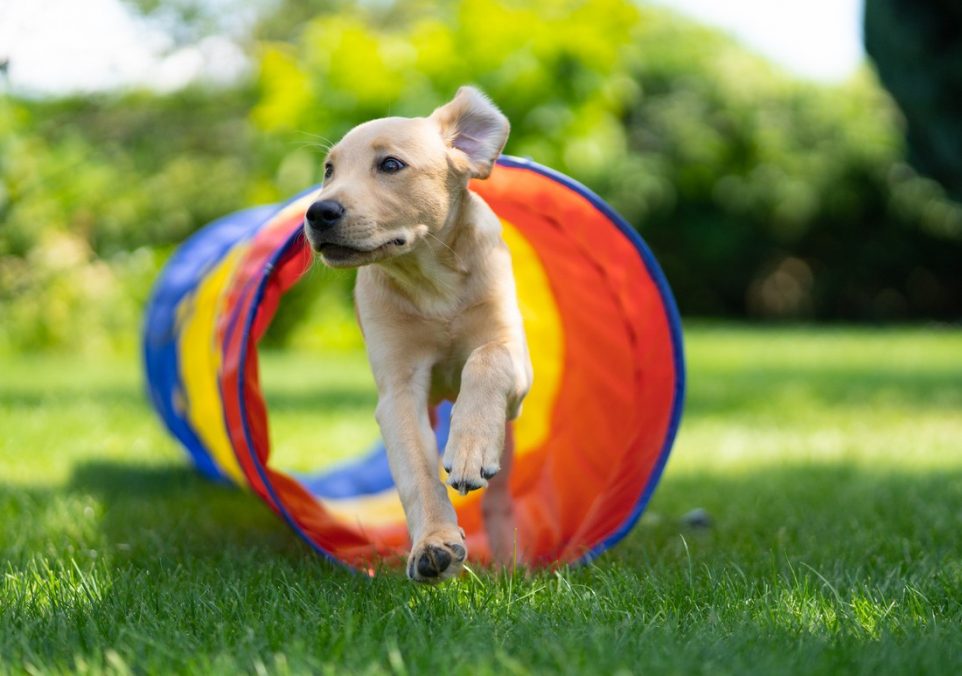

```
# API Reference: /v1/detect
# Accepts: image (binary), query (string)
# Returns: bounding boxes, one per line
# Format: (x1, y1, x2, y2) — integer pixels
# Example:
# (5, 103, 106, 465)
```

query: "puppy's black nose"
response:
(305, 200, 345, 230)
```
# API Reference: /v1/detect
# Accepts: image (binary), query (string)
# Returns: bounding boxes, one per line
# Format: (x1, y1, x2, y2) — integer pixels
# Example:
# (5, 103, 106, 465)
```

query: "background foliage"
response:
(2, 0, 961, 352)
(865, 0, 962, 202)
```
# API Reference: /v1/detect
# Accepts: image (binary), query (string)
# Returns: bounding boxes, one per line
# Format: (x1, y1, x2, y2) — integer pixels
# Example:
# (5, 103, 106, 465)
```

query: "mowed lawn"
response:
(2, 325, 961, 674)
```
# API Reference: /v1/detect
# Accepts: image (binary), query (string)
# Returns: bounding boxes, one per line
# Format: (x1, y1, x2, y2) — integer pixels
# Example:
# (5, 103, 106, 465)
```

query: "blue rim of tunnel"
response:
(227, 155, 685, 570)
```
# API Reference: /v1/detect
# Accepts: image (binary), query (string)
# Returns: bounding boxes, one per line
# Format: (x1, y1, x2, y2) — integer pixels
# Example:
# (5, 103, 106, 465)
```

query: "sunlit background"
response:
(0, 0, 864, 91)
(0, 0, 959, 352)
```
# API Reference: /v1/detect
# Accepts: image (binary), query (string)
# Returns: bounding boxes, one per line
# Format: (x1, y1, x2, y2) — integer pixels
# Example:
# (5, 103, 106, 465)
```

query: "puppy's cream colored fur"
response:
(303, 87, 531, 582)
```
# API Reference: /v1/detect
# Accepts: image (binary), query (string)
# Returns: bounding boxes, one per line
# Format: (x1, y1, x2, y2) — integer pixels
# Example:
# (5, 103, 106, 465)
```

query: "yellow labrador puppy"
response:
(303, 87, 532, 583)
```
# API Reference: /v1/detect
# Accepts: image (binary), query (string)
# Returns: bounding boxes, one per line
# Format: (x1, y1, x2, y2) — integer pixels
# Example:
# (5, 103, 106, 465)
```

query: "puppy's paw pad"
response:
(448, 477, 486, 495)
(407, 540, 466, 584)
(480, 466, 500, 480)
(447, 543, 467, 562)
(416, 545, 451, 579)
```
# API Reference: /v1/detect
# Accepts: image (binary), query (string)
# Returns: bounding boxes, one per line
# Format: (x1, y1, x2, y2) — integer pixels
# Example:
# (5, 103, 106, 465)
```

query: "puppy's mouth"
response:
(313, 237, 408, 267)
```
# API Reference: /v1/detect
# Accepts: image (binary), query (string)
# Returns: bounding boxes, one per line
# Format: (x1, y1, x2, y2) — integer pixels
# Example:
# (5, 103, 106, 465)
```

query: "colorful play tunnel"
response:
(143, 157, 685, 571)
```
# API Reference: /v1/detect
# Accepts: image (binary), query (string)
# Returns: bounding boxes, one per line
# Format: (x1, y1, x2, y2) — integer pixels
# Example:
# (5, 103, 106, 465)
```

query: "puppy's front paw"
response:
(407, 531, 467, 584)
(443, 436, 501, 495)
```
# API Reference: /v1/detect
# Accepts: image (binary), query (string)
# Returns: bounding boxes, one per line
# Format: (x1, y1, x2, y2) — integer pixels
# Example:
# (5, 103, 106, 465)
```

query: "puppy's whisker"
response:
(291, 140, 334, 153)
(292, 131, 335, 154)
(291, 141, 328, 149)
(425, 231, 466, 269)
(294, 130, 335, 144)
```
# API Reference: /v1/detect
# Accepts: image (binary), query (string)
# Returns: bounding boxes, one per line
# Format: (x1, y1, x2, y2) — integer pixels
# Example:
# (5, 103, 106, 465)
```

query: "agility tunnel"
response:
(143, 156, 685, 571)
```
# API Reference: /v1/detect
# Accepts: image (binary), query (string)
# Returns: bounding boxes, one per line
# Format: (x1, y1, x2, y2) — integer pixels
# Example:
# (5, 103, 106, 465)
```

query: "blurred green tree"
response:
(0, 88, 257, 350)
(3, 0, 962, 353)
(865, 0, 962, 201)
(617, 11, 962, 319)
(250, 0, 962, 320)
(250, 0, 640, 191)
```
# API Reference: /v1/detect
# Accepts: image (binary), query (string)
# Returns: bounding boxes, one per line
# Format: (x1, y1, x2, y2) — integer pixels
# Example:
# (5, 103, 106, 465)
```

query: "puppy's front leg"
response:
(444, 342, 525, 493)
(376, 371, 466, 583)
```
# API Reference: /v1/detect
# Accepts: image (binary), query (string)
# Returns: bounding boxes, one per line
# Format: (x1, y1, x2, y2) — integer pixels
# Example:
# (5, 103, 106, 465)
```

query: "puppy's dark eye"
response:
(378, 156, 406, 174)
(324, 163, 333, 180)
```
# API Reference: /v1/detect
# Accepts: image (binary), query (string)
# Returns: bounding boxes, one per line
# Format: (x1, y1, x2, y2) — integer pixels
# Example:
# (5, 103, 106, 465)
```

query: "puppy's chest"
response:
(429, 357, 464, 403)
(424, 311, 490, 402)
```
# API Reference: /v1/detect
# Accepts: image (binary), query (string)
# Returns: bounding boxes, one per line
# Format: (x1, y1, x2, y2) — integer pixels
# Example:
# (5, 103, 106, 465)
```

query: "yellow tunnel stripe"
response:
(323, 489, 405, 529)
(443, 218, 564, 507)
(178, 246, 249, 485)
(179, 196, 313, 487)
(500, 219, 564, 456)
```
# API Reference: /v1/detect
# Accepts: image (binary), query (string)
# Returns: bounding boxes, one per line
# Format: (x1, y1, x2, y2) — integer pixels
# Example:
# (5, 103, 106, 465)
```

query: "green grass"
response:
(2, 324, 962, 674)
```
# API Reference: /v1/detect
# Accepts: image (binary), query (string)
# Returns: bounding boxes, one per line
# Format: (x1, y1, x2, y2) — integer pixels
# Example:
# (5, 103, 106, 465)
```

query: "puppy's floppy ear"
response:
(431, 86, 510, 179)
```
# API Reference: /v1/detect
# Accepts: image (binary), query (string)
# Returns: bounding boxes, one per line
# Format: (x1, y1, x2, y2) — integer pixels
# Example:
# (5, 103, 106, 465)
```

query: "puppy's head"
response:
(303, 86, 509, 267)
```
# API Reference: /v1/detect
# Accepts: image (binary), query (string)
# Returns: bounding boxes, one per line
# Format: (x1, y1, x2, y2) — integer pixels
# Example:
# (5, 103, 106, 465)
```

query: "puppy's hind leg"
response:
(483, 422, 517, 567)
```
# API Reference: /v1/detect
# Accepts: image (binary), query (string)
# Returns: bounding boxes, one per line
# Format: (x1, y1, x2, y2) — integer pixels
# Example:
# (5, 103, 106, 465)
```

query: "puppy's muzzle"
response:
(305, 199, 345, 232)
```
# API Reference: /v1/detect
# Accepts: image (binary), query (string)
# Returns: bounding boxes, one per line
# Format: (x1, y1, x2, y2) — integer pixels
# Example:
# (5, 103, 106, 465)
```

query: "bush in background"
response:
(249, 0, 962, 320)
(2, 0, 961, 353)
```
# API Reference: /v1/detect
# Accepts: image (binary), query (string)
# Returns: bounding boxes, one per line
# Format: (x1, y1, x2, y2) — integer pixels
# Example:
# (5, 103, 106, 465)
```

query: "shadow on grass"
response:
(67, 460, 220, 498)
(0, 459, 318, 565)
